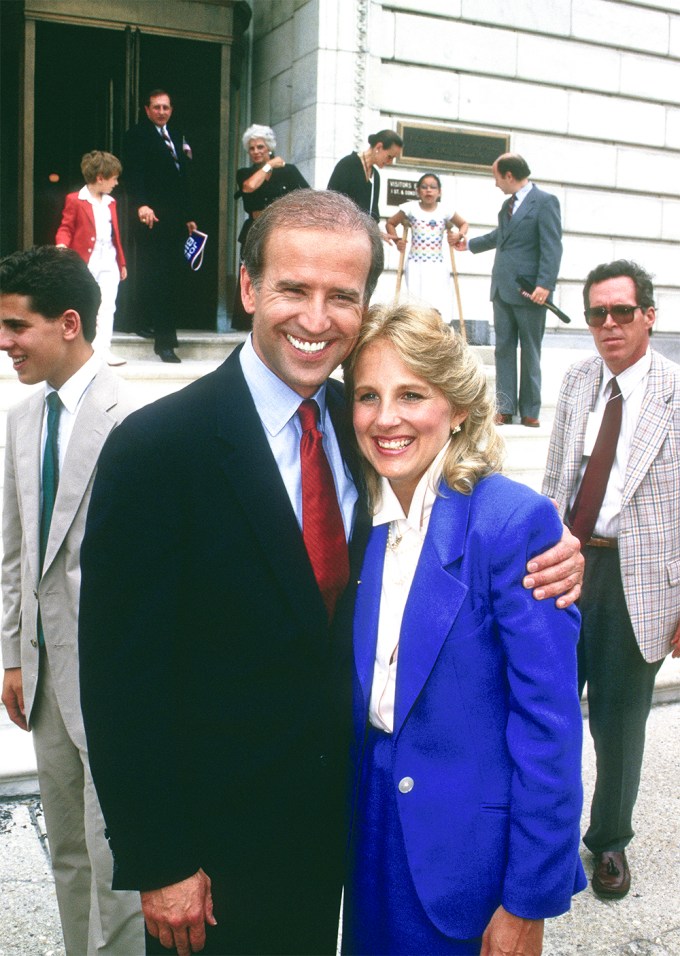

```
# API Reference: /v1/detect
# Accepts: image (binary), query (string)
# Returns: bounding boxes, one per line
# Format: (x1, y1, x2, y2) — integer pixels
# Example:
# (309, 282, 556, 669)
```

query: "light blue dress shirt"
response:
(239, 335, 358, 539)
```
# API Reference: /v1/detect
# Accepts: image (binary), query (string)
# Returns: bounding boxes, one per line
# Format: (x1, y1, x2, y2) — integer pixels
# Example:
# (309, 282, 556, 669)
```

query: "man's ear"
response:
(61, 309, 82, 341)
(240, 265, 257, 315)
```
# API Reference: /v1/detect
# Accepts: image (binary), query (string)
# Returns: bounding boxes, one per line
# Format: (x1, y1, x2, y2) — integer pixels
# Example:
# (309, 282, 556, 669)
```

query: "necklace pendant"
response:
(387, 521, 403, 552)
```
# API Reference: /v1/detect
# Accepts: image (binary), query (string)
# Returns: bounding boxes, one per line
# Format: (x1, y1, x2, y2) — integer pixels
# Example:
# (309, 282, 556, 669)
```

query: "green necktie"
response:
(40, 391, 62, 569)
(38, 391, 61, 646)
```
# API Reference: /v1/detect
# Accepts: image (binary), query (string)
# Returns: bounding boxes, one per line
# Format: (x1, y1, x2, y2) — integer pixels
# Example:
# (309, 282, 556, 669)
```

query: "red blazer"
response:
(56, 192, 126, 274)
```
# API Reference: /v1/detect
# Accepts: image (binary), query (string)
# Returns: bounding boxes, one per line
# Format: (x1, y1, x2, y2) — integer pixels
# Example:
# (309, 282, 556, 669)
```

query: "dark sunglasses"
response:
(584, 304, 641, 327)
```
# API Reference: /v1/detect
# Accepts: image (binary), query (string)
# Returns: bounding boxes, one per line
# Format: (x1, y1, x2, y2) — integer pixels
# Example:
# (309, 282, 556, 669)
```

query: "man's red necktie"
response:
(569, 377, 622, 547)
(298, 399, 349, 619)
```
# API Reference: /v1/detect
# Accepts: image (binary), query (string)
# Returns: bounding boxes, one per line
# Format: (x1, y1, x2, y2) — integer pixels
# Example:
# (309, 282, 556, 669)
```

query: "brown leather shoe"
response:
(521, 416, 540, 428)
(495, 414, 513, 425)
(591, 850, 631, 899)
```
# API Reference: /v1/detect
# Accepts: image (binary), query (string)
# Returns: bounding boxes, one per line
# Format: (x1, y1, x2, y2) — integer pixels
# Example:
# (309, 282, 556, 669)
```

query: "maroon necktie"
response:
(161, 126, 179, 169)
(298, 399, 349, 619)
(569, 377, 622, 547)
(507, 194, 517, 218)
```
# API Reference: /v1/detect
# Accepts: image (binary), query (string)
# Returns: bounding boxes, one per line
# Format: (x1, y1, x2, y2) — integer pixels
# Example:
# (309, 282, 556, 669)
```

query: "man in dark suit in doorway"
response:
(124, 88, 196, 363)
(79, 190, 582, 956)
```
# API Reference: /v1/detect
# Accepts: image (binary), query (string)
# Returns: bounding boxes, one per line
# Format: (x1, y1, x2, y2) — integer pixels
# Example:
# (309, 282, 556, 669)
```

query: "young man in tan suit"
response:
(0, 246, 143, 954)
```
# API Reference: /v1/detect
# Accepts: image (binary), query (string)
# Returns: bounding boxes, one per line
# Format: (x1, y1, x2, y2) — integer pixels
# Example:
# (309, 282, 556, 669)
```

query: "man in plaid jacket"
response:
(543, 259, 680, 902)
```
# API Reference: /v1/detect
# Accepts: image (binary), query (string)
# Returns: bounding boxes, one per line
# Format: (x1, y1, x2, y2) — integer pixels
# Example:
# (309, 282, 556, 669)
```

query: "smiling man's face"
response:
(240, 227, 370, 397)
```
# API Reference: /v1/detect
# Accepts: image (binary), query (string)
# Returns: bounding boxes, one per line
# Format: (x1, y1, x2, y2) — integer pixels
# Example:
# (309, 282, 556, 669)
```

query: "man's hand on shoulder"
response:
(481, 905, 544, 955)
(523, 517, 583, 608)
(2, 668, 27, 731)
(142, 868, 216, 956)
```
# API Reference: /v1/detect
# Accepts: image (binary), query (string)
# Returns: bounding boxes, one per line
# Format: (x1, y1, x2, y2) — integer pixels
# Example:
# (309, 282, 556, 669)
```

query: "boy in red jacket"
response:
(56, 150, 127, 365)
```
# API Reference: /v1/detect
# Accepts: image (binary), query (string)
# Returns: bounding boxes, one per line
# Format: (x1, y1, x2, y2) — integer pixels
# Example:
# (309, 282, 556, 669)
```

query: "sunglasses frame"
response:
(584, 304, 641, 327)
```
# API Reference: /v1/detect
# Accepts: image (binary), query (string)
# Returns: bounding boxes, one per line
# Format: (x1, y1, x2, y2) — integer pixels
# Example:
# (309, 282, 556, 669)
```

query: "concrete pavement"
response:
(1, 700, 679, 955)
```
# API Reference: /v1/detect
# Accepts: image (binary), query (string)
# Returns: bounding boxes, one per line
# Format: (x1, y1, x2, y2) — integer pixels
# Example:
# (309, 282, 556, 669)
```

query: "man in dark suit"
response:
(458, 153, 562, 427)
(78, 190, 583, 956)
(124, 89, 196, 363)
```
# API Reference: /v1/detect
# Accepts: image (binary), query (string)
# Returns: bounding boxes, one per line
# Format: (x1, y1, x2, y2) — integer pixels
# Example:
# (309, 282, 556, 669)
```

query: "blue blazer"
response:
(352, 473, 586, 940)
(469, 183, 562, 306)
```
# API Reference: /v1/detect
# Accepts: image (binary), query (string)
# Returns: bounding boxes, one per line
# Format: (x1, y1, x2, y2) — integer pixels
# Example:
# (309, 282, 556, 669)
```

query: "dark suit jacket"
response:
(327, 152, 381, 222)
(353, 475, 585, 939)
(123, 116, 193, 228)
(78, 348, 369, 941)
(469, 183, 562, 306)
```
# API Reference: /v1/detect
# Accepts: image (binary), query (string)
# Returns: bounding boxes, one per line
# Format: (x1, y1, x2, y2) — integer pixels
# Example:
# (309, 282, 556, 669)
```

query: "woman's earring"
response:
(451, 424, 461, 435)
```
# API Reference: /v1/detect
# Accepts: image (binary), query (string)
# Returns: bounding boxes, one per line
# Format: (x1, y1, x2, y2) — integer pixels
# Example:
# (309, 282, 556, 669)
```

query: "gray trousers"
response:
(579, 547, 663, 855)
(32, 650, 144, 955)
(492, 295, 546, 418)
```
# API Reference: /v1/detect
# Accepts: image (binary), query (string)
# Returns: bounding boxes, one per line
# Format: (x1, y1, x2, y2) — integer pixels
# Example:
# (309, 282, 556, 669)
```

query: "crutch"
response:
(449, 242, 467, 344)
(393, 223, 409, 304)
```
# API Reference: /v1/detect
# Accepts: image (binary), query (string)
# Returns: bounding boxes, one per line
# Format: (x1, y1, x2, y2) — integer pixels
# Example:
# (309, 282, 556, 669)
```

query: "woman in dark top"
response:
(232, 124, 309, 329)
(327, 129, 403, 231)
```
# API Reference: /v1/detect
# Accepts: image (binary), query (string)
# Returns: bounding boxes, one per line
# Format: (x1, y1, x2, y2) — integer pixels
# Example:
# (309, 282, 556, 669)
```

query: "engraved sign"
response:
(386, 178, 419, 206)
(396, 122, 509, 172)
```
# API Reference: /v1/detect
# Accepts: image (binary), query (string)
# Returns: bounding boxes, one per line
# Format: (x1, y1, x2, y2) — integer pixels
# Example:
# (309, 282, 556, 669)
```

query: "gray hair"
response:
(242, 189, 384, 305)
(242, 124, 276, 153)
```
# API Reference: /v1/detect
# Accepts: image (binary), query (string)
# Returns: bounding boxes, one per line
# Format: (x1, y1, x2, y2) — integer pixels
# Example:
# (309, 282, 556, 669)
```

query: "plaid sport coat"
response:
(543, 349, 680, 663)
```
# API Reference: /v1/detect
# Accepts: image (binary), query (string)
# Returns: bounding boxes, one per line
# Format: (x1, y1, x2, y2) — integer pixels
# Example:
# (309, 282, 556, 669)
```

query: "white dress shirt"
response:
(78, 185, 114, 250)
(239, 334, 357, 538)
(511, 180, 533, 214)
(42, 352, 102, 482)
(368, 441, 450, 733)
(569, 350, 650, 538)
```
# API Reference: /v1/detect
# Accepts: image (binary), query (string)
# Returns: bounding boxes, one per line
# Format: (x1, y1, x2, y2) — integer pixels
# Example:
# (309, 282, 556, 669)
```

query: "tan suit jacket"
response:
(543, 349, 680, 663)
(1, 365, 138, 740)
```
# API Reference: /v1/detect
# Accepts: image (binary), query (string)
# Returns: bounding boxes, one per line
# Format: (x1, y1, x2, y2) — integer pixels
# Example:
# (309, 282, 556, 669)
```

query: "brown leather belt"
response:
(586, 536, 618, 549)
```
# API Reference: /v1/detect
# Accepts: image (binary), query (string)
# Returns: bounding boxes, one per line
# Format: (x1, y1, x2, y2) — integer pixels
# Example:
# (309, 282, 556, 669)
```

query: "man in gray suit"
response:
(0, 247, 144, 954)
(458, 153, 562, 427)
(543, 260, 680, 900)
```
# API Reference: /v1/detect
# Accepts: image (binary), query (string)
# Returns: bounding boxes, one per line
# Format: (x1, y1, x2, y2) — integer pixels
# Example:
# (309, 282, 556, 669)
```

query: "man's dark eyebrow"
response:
(274, 279, 361, 299)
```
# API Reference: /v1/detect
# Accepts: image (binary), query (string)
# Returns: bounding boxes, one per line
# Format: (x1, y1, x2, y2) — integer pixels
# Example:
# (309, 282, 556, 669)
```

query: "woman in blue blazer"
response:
(341, 305, 586, 955)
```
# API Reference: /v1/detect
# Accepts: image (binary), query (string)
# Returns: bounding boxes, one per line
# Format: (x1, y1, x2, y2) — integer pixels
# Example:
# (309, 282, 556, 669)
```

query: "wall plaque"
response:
(396, 122, 509, 172)
(386, 178, 419, 206)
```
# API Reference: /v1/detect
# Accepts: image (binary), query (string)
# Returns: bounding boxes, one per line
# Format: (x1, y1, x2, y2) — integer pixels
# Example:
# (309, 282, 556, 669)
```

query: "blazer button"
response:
(398, 776, 414, 794)
(30, 639, 38, 648)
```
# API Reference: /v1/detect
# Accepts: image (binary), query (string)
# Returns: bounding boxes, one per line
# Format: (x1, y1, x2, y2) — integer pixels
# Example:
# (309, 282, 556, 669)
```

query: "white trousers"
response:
(87, 245, 120, 355)
(32, 650, 144, 956)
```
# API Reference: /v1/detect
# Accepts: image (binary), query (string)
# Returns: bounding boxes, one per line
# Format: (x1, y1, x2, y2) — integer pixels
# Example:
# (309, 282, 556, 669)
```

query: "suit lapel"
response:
(563, 361, 602, 504)
(353, 524, 388, 730)
(212, 352, 329, 631)
(622, 352, 673, 506)
(42, 370, 120, 574)
(393, 489, 470, 735)
(82, 200, 96, 233)
(13, 393, 44, 584)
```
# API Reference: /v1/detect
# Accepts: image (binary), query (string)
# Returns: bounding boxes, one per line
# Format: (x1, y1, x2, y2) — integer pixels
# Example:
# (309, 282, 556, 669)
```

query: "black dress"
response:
(232, 163, 310, 330)
(327, 152, 381, 222)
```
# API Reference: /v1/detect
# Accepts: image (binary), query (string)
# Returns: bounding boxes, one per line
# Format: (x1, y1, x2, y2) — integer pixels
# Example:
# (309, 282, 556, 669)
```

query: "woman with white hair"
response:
(233, 124, 309, 329)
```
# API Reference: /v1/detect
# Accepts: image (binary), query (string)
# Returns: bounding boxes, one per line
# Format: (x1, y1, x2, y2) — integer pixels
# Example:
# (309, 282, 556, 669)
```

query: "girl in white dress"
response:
(386, 173, 468, 325)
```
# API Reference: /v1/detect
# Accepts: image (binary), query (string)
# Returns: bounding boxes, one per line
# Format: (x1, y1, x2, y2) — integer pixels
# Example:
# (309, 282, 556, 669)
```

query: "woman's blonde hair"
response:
(342, 303, 504, 508)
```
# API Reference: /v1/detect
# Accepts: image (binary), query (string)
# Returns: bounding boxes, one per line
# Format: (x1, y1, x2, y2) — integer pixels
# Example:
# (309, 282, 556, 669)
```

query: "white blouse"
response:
(368, 441, 450, 733)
